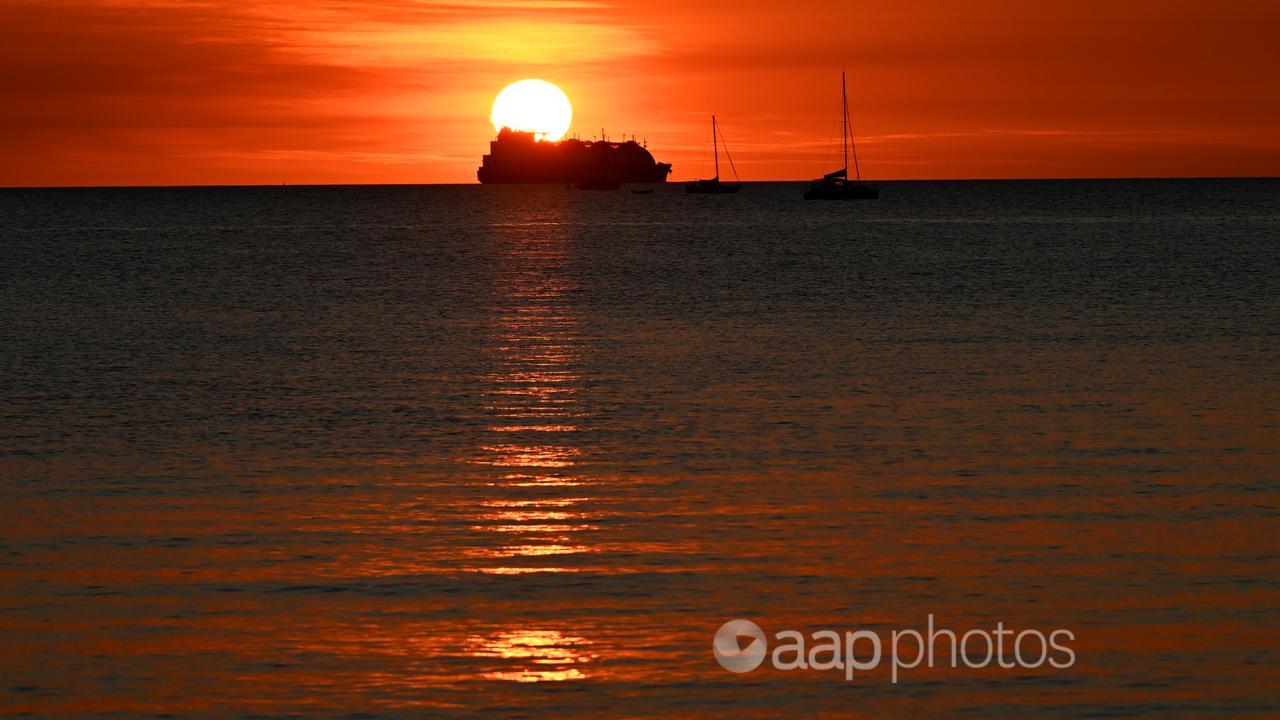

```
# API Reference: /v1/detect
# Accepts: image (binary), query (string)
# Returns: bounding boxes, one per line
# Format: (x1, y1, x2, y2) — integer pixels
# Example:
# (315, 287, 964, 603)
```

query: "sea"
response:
(1, 180, 1277, 717)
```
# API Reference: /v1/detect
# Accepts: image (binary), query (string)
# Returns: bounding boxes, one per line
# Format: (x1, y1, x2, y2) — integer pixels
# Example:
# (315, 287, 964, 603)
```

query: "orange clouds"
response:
(1, 0, 1278, 185)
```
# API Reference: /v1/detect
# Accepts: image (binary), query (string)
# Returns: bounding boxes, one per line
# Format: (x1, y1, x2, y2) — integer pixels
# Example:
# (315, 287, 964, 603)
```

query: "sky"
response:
(2, 0, 1278, 186)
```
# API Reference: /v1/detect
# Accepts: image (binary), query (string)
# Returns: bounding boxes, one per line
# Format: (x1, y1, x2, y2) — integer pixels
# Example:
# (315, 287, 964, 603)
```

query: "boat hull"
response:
(804, 180, 878, 200)
(685, 179, 741, 194)
(478, 129, 671, 184)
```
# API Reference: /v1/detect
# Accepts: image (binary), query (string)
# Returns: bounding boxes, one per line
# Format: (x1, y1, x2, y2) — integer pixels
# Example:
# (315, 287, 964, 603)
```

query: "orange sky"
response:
(2, 0, 1278, 185)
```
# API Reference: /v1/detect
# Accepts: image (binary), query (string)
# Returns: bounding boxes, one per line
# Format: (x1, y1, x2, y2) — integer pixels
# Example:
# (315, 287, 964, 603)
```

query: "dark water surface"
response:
(2, 180, 1278, 717)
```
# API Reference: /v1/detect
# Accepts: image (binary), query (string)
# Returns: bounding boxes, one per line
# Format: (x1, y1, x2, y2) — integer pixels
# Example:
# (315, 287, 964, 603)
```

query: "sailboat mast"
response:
(846, 72, 864, 182)
(841, 72, 848, 176)
(712, 115, 719, 179)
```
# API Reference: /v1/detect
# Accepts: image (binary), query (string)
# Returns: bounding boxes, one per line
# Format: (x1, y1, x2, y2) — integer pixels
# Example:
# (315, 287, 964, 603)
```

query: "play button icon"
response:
(713, 619, 768, 673)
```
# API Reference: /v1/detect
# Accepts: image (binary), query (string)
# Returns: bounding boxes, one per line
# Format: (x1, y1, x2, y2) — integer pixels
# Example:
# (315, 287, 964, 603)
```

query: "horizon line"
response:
(3, 175, 1279, 190)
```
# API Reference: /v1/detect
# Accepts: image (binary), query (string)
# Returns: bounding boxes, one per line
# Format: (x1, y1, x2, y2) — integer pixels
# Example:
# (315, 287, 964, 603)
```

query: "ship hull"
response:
(478, 129, 672, 185)
(803, 179, 879, 200)
(479, 166, 672, 184)
(685, 178, 741, 194)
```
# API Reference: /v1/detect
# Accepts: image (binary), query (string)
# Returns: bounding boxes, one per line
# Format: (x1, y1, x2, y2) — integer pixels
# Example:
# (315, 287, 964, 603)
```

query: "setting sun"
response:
(490, 79, 572, 142)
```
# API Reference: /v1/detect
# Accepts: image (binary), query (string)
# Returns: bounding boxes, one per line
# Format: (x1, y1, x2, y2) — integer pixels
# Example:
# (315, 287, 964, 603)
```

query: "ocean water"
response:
(1, 180, 1277, 717)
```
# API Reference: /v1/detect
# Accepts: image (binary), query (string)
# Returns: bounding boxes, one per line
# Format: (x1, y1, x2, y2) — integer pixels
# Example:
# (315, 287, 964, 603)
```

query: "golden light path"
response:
(490, 79, 573, 141)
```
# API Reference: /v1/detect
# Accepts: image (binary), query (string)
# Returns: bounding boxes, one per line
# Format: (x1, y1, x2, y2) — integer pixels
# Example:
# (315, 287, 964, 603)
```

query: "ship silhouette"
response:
(478, 128, 672, 184)
(804, 71, 878, 200)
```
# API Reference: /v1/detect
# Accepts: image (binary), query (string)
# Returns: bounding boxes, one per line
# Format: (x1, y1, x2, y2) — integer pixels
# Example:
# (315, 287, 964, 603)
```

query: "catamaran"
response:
(805, 72, 878, 200)
(686, 115, 741, 194)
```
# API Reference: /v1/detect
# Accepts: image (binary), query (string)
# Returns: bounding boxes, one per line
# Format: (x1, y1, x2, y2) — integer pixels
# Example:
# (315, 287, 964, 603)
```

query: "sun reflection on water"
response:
(474, 444, 581, 467)
(466, 630, 595, 682)
(459, 214, 601, 587)
(493, 472, 587, 488)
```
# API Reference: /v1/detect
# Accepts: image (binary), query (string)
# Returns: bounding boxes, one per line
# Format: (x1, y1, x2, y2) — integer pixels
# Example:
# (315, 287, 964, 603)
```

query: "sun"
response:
(490, 79, 573, 142)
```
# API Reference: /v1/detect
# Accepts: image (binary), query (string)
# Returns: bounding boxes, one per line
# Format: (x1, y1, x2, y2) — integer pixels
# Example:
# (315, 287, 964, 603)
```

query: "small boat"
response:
(805, 71, 878, 200)
(577, 177, 620, 191)
(686, 115, 741, 194)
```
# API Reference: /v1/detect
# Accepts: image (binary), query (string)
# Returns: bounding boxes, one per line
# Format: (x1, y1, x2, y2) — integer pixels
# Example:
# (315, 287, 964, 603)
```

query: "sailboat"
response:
(804, 72, 878, 200)
(686, 115, 741, 194)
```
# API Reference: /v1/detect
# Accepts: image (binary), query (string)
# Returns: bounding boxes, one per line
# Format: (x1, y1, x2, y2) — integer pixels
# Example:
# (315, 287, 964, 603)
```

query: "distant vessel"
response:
(686, 115, 741, 194)
(478, 128, 672, 184)
(805, 72, 878, 200)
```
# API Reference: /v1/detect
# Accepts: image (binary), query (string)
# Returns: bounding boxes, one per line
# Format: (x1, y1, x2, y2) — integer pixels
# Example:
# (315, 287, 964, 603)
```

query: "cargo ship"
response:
(478, 128, 672, 184)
